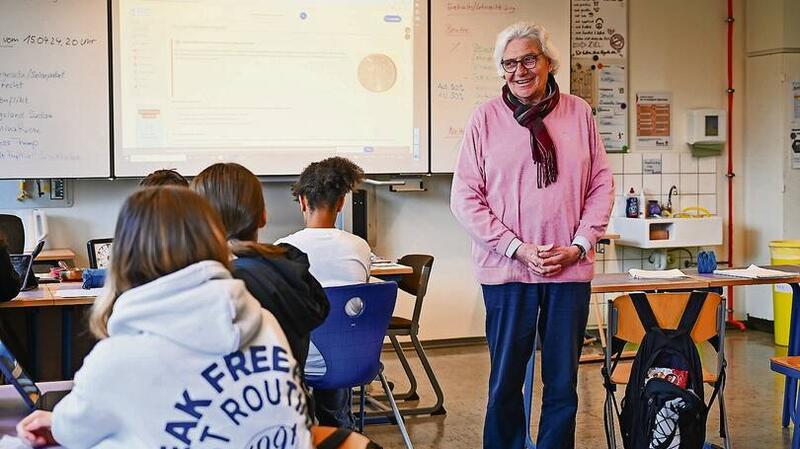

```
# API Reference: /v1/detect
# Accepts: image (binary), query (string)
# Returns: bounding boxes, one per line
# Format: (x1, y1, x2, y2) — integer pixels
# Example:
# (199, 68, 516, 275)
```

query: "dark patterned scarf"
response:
(502, 73, 560, 188)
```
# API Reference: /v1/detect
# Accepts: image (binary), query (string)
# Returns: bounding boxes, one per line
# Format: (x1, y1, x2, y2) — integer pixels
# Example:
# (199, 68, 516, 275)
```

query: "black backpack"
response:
(602, 291, 726, 449)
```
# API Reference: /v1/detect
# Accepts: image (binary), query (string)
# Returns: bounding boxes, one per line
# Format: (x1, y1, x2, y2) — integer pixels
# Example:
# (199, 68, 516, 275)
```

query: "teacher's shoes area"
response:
(362, 331, 794, 449)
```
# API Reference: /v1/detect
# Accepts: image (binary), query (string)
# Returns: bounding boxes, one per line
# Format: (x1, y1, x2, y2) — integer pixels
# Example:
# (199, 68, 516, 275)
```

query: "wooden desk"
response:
(35, 249, 76, 263)
(370, 263, 413, 277)
(591, 272, 708, 294)
(683, 264, 800, 287)
(3, 283, 92, 380)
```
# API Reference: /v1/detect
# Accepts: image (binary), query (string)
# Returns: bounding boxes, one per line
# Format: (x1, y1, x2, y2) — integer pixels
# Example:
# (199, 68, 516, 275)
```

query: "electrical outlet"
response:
(50, 179, 65, 200)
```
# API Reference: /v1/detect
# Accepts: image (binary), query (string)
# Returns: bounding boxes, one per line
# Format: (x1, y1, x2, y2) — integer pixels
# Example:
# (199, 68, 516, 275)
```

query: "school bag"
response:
(602, 291, 726, 449)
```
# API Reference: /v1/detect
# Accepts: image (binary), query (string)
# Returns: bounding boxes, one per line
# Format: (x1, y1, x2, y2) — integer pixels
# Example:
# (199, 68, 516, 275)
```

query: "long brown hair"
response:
(89, 187, 231, 339)
(190, 163, 286, 258)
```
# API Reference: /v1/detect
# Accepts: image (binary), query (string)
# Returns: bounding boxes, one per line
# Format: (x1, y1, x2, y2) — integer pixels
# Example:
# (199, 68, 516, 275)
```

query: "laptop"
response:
(0, 339, 70, 411)
(9, 240, 44, 292)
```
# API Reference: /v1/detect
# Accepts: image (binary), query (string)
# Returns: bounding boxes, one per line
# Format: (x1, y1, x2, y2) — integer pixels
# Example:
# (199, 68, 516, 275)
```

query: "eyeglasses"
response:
(500, 53, 542, 73)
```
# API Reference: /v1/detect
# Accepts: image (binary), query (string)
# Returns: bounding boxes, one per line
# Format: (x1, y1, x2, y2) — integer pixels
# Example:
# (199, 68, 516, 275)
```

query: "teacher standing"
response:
(450, 22, 613, 449)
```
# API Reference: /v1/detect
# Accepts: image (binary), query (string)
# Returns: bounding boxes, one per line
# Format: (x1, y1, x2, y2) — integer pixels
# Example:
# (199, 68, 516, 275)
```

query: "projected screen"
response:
(113, 0, 428, 176)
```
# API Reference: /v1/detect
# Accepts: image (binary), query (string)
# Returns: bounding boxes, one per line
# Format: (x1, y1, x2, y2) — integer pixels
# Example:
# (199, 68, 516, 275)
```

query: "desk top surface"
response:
(684, 265, 800, 287)
(590, 273, 709, 293)
(6, 263, 415, 307)
(35, 249, 76, 262)
(8, 265, 800, 307)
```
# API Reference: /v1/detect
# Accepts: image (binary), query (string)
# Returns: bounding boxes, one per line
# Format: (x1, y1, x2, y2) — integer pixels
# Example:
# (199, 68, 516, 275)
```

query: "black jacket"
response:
(232, 243, 329, 368)
(0, 243, 20, 301)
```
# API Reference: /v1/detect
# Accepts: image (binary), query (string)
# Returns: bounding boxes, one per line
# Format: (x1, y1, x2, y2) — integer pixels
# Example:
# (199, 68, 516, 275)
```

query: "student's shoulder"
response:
(75, 336, 154, 381)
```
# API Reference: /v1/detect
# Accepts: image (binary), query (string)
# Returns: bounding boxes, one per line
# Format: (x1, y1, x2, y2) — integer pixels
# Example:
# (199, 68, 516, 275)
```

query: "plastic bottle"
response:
(625, 188, 640, 218)
(639, 189, 647, 217)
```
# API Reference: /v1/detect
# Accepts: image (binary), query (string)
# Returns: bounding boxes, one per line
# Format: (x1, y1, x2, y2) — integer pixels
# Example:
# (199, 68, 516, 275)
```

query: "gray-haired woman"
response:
(450, 22, 613, 449)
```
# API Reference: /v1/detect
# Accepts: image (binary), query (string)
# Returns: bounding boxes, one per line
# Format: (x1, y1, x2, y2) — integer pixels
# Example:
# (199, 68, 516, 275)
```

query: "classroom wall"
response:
(5, 0, 754, 342)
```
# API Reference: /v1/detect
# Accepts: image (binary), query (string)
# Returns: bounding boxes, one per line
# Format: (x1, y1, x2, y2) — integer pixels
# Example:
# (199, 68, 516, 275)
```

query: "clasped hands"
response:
(514, 243, 581, 276)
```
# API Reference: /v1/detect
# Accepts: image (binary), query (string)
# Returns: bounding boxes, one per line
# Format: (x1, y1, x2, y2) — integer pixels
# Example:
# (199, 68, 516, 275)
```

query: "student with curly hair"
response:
(276, 156, 370, 429)
(139, 169, 189, 187)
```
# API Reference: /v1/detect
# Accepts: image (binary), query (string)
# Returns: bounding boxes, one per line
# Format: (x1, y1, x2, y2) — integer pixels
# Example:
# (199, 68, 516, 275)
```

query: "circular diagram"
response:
(357, 54, 397, 93)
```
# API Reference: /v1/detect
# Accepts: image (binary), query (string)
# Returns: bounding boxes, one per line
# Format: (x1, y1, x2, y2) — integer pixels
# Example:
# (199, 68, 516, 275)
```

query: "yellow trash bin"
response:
(769, 240, 800, 346)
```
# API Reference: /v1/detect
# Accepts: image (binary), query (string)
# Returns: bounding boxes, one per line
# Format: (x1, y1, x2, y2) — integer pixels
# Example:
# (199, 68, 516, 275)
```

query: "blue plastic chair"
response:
(771, 356, 800, 449)
(306, 282, 413, 449)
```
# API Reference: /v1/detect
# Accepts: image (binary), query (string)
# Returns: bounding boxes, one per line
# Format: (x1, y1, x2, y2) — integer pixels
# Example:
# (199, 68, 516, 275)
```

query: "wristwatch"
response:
(572, 243, 587, 260)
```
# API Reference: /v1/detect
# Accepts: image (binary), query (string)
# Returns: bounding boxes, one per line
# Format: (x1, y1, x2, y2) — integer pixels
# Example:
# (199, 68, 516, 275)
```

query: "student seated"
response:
(139, 168, 189, 187)
(17, 187, 314, 449)
(191, 163, 329, 369)
(0, 231, 20, 301)
(276, 156, 370, 429)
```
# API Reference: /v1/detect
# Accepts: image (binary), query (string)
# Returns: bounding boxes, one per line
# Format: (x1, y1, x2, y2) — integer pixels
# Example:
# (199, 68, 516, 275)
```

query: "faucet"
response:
(665, 185, 678, 214)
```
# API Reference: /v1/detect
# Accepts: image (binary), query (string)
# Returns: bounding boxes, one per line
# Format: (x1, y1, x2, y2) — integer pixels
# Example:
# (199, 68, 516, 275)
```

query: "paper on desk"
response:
(53, 288, 104, 298)
(713, 264, 795, 279)
(0, 436, 30, 449)
(628, 268, 687, 280)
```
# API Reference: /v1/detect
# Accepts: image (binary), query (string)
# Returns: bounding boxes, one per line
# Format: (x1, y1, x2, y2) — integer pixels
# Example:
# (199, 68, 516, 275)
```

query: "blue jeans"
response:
(482, 282, 591, 449)
(306, 343, 355, 428)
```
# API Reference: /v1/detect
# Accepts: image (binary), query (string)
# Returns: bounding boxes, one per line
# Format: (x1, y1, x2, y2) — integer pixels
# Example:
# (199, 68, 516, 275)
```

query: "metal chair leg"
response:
(359, 385, 366, 433)
(409, 334, 446, 415)
(787, 378, 798, 428)
(379, 370, 414, 449)
(719, 389, 731, 449)
(369, 333, 447, 418)
(389, 334, 419, 400)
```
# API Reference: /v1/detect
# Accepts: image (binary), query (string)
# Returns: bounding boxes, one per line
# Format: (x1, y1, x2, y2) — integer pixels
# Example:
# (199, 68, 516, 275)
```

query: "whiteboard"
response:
(0, 0, 111, 179)
(430, 0, 570, 173)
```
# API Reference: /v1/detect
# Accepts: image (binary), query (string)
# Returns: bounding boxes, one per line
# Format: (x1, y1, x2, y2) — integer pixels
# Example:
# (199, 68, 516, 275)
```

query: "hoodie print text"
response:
(160, 345, 308, 449)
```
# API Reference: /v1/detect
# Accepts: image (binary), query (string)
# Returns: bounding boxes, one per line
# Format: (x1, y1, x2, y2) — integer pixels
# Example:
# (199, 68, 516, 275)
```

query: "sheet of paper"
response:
(713, 265, 795, 279)
(628, 268, 687, 280)
(53, 287, 104, 298)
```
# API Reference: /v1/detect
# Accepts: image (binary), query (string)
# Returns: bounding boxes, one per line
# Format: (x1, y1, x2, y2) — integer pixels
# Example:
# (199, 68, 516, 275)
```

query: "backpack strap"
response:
(630, 292, 659, 331)
(317, 428, 354, 449)
(676, 290, 709, 334)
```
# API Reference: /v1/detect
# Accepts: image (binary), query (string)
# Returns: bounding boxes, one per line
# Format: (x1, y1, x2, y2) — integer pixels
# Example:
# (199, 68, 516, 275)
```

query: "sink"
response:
(610, 217, 723, 249)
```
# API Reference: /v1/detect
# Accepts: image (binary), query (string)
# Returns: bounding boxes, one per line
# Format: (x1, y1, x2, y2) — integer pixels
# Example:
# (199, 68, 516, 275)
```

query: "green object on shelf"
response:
(689, 142, 723, 157)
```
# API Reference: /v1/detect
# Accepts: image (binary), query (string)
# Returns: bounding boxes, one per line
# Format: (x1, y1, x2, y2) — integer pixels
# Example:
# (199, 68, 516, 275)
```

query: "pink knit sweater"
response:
(450, 93, 614, 285)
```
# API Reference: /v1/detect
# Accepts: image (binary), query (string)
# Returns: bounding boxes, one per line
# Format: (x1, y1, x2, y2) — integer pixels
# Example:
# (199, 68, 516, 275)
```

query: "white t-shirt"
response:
(276, 228, 371, 288)
(276, 228, 371, 377)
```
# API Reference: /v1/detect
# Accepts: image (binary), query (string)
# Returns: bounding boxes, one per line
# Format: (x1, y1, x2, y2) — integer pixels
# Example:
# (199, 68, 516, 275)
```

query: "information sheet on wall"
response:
(570, 0, 628, 152)
(636, 92, 671, 149)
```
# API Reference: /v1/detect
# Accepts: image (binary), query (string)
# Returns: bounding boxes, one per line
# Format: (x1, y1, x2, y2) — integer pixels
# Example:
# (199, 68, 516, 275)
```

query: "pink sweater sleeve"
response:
(450, 110, 519, 256)
(574, 107, 614, 248)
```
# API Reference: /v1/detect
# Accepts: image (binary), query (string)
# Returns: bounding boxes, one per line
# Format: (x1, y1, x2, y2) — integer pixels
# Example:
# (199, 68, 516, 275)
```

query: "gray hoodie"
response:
(51, 260, 313, 449)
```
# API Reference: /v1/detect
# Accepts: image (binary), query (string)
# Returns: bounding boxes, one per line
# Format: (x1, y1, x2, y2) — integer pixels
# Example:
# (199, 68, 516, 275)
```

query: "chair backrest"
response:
(611, 291, 722, 345)
(307, 282, 398, 390)
(397, 254, 433, 325)
(0, 215, 25, 255)
(87, 238, 113, 269)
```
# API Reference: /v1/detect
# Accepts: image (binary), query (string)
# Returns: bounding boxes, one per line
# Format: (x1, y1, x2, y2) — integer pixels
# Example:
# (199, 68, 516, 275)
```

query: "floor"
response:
(363, 330, 794, 449)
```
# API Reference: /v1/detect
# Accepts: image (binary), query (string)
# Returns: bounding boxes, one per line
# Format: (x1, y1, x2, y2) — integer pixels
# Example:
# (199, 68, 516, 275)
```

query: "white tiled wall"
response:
(587, 151, 721, 329)
(600, 155, 720, 272)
